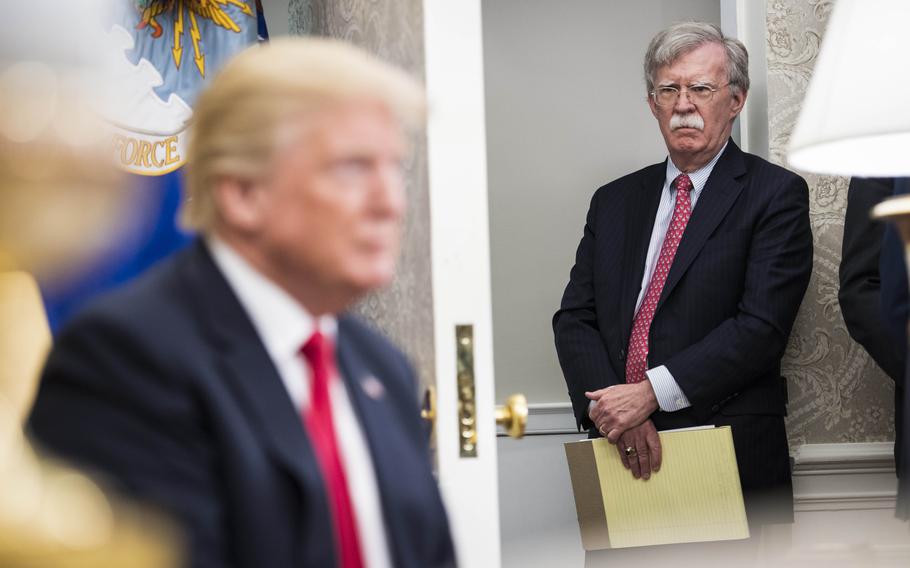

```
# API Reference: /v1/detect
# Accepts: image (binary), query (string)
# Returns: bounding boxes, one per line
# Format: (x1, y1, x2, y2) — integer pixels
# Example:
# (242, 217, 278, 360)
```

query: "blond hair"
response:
(181, 37, 426, 233)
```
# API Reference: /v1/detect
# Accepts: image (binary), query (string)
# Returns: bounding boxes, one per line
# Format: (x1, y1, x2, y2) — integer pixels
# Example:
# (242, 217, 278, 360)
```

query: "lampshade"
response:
(787, 0, 910, 176)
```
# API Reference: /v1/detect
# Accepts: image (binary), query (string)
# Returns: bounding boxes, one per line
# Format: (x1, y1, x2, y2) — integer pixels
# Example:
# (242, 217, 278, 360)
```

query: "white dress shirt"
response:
(208, 237, 392, 568)
(640, 142, 728, 412)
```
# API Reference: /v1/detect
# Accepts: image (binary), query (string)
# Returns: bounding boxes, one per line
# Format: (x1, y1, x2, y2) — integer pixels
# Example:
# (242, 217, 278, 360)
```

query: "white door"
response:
(423, 1, 507, 567)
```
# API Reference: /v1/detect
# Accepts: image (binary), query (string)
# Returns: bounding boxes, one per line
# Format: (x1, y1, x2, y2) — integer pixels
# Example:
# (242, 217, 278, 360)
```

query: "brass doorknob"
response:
(495, 393, 528, 439)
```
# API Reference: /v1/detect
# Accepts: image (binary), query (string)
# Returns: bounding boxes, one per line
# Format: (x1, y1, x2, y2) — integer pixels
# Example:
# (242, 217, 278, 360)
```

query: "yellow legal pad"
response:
(564, 426, 749, 549)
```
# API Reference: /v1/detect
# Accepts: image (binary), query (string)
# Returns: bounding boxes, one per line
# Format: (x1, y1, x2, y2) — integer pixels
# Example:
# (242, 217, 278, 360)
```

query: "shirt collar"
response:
(665, 140, 728, 194)
(207, 236, 337, 361)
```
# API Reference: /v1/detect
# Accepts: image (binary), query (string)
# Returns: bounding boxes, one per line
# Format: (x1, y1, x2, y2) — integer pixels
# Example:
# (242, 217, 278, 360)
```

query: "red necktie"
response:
(625, 173, 693, 383)
(301, 331, 365, 568)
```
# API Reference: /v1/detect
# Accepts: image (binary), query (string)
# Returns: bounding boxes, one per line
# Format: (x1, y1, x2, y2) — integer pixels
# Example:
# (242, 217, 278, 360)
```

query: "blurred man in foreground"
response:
(29, 38, 455, 568)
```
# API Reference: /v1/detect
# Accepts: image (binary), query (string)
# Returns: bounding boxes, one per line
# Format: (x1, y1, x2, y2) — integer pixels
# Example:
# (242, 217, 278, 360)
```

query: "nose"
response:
(369, 160, 406, 221)
(673, 88, 696, 113)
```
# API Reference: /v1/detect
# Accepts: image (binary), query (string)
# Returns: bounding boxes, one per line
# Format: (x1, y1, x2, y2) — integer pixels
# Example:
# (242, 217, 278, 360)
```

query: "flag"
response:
(41, 0, 267, 329)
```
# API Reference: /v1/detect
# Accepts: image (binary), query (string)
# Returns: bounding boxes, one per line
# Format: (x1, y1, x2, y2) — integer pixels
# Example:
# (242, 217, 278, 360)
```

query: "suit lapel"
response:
(334, 319, 406, 565)
(179, 242, 324, 493)
(219, 341, 323, 487)
(656, 141, 747, 311)
(334, 322, 390, 449)
(618, 163, 666, 346)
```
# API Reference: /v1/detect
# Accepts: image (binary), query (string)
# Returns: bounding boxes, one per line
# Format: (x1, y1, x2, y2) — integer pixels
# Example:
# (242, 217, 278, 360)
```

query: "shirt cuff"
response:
(647, 365, 691, 412)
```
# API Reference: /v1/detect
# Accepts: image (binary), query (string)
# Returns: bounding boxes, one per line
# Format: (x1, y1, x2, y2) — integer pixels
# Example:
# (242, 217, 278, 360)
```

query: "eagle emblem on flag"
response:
(136, 0, 255, 77)
(101, 0, 259, 175)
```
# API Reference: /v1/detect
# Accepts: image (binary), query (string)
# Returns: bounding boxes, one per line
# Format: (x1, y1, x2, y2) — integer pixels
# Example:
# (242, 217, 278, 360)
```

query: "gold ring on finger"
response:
(624, 446, 637, 457)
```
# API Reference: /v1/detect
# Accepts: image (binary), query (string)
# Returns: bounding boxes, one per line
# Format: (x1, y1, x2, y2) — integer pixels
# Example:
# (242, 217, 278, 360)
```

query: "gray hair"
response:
(644, 22, 749, 96)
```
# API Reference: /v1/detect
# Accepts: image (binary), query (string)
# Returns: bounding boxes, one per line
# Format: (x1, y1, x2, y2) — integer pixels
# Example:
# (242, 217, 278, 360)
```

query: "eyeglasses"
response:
(650, 83, 728, 107)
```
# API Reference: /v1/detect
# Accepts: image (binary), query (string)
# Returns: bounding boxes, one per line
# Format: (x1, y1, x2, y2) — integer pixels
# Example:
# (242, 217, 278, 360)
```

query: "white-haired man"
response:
(30, 38, 455, 568)
(554, 22, 813, 525)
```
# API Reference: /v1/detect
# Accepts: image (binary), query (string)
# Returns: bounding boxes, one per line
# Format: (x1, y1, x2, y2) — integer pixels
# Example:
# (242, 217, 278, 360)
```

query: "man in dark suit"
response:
(839, 177, 905, 474)
(28, 38, 454, 568)
(876, 178, 910, 520)
(553, 22, 813, 525)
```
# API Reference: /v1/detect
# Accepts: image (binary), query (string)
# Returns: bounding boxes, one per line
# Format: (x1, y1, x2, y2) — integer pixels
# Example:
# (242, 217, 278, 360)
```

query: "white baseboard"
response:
(792, 442, 897, 512)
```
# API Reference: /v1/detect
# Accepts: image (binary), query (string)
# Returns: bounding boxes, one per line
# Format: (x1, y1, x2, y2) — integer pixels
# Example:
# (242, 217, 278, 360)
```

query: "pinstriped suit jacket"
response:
(554, 140, 812, 519)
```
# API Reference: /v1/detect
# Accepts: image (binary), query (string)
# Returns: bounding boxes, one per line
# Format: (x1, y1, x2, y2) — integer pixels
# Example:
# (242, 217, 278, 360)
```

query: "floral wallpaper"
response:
(767, 0, 895, 448)
(288, 0, 437, 392)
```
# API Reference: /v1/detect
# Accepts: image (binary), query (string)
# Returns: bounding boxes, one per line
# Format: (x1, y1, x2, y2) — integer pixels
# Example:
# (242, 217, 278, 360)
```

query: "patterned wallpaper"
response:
(767, 0, 895, 448)
(288, 0, 437, 391)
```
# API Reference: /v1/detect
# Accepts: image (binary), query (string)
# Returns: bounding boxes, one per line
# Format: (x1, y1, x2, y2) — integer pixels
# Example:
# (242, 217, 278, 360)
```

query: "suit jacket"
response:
(839, 177, 906, 471)
(28, 241, 455, 568)
(553, 140, 813, 521)
(878, 178, 910, 519)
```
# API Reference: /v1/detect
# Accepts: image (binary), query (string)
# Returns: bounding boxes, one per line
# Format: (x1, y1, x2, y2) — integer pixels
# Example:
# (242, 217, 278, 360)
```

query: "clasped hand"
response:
(586, 382, 661, 479)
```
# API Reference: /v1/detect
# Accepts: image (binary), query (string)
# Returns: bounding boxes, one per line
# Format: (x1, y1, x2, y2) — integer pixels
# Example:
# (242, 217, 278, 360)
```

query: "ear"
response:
(729, 88, 747, 119)
(211, 175, 268, 234)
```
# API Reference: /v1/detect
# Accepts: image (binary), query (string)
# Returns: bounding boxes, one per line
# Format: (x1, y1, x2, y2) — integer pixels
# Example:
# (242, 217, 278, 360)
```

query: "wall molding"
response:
(792, 442, 897, 512)
(793, 442, 896, 474)
(500, 402, 576, 437)
(527, 402, 574, 414)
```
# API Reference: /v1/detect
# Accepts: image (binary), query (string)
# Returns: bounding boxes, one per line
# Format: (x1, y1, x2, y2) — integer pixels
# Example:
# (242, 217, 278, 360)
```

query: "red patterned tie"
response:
(301, 331, 365, 568)
(625, 173, 693, 383)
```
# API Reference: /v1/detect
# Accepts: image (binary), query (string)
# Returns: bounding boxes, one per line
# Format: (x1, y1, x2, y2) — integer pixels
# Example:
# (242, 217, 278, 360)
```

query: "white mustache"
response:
(669, 113, 704, 131)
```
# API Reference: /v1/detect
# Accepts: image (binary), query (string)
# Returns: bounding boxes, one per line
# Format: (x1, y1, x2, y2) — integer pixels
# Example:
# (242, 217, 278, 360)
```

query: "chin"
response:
(671, 138, 705, 153)
(352, 263, 397, 292)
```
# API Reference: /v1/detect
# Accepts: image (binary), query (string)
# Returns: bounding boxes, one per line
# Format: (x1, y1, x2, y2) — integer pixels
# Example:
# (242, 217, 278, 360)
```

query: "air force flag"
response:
(42, 0, 267, 328)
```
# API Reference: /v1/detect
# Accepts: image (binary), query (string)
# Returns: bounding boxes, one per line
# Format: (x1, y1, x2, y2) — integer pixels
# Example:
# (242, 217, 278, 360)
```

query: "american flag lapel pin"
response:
(361, 375, 385, 400)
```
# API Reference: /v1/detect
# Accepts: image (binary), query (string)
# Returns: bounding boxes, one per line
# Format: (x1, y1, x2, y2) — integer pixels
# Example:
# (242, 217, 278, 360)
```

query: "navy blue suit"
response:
(29, 241, 455, 568)
(879, 177, 910, 520)
(554, 140, 813, 524)
(839, 177, 906, 473)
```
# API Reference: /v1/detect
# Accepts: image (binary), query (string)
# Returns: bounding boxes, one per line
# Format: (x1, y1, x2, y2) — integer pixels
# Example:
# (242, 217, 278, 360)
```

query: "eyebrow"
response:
(655, 80, 717, 88)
